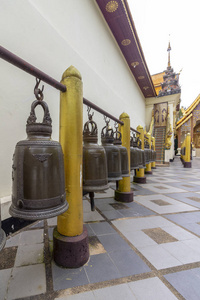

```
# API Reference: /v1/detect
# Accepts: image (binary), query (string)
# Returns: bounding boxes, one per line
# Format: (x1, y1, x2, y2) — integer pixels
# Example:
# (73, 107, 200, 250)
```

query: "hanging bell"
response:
(137, 138, 146, 169)
(101, 121, 122, 181)
(113, 128, 129, 177)
(10, 99, 69, 220)
(0, 207, 6, 252)
(144, 140, 150, 165)
(130, 136, 139, 170)
(83, 115, 109, 192)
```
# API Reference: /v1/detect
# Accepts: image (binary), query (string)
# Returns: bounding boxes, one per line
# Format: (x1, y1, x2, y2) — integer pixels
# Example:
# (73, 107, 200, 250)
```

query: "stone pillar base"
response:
(133, 176, 146, 183)
(151, 167, 156, 169)
(53, 225, 89, 268)
(184, 162, 192, 168)
(115, 190, 133, 203)
(145, 170, 152, 175)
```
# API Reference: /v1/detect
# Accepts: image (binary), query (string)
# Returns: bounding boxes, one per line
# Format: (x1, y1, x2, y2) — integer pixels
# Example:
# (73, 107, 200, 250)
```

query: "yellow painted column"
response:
(53, 66, 89, 268)
(115, 113, 133, 202)
(184, 133, 192, 168)
(145, 133, 152, 174)
(151, 137, 156, 169)
(134, 125, 146, 183)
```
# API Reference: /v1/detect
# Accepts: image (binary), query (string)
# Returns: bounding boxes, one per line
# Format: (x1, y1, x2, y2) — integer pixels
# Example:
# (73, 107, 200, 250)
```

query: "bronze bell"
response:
(101, 121, 122, 181)
(83, 115, 109, 193)
(10, 99, 69, 220)
(137, 138, 146, 169)
(130, 136, 139, 170)
(113, 129, 129, 177)
(0, 208, 6, 252)
(144, 140, 150, 165)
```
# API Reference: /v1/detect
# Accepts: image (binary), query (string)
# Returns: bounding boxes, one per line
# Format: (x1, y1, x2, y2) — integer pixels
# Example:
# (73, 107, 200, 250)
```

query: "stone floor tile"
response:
(162, 241, 200, 264)
(164, 269, 200, 300)
(141, 183, 186, 194)
(124, 230, 157, 248)
(101, 209, 124, 220)
(15, 243, 44, 267)
(6, 264, 46, 300)
(52, 261, 89, 291)
(83, 211, 104, 222)
(0, 246, 17, 270)
(165, 192, 200, 209)
(84, 253, 121, 284)
(108, 249, 150, 277)
(55, 291, 95, 300)
(128, 277, 178, 300)
(0, 268, 12, 300)
(19, 229, 44, 245)
(89, 221, 116, 236)
(94, 283, 137, 300)
(162, 225, 197, 241)
(30, 220, 44, 228)
(84, 224, 96, 236)
(5, 232, 20, 247)
(93, 201, 114, 212)
(135, 195, 198, 214)
(98, 233, 131, 253)
(147, 177, 180, 183)
(94, 188, 115, 199)
(138, 244, 181, 269)
(47, 217, 57, 226)
(112, 217, 154, 233)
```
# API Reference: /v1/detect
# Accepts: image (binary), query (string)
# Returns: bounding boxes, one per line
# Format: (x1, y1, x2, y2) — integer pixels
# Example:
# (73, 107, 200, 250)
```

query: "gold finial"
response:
(167, 36, 171, 68)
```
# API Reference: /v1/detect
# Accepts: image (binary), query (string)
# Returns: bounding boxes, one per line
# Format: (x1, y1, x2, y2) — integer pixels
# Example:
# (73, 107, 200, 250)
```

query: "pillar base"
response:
(114, 190, 133, 203)
(133, 176, 146, 183)
(53, 225, 89, 268)
(184, 161, 192, 168)
(152, 167, 156, 169)
(145, 170, 152, 175)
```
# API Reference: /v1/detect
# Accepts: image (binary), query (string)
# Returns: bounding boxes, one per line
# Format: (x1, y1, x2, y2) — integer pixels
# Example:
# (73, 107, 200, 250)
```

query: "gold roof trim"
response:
(177, 94, 200, 126)
(176, 113, 192, 129)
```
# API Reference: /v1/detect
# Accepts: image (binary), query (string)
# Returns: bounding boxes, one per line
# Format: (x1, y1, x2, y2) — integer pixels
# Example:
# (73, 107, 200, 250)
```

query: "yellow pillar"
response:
(134, 125, 146, 183)
(151, 137, 156, 169)
(115, 113, 133, 202)
(145, 133, 152, 174)
(184, 133, 192, 168)
(53, 66, 89, 268)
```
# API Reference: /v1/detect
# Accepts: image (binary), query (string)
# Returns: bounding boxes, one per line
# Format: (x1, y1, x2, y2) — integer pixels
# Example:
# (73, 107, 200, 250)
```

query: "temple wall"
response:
(0, 0, 145, 200)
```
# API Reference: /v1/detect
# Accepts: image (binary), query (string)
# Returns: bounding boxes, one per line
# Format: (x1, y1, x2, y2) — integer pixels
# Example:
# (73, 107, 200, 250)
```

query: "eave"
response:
(95, 0, 157, 98)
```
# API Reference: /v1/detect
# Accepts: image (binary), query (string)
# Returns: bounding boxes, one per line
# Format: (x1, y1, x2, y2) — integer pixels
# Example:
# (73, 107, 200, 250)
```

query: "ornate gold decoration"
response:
(106, 1, 119, 12)
(131, 61, 139, 68)
(165, 108, 172, 150)
(121, 39, 131, 46)
(143, 86, 149, 90)
(138, 76, 145, 79)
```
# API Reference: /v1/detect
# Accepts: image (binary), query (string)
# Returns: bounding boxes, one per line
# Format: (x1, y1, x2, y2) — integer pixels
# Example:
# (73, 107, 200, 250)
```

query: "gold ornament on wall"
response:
(131, 61, 139, 68)
(121, 39, 131, 46)
(106, 1, 119, 13)
(143, 86, 149, 90)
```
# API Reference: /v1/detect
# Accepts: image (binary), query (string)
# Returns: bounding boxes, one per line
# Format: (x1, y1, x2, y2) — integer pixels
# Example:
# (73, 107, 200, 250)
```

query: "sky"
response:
(127, 0, 200, 108)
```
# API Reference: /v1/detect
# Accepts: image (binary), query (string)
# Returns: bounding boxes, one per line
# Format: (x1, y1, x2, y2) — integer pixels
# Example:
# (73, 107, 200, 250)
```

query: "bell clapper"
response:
(89, 192, 95, 211)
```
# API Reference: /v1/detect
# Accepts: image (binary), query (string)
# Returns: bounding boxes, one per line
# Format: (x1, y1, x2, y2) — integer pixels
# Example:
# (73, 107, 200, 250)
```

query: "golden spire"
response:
(167, 39, 171, 68)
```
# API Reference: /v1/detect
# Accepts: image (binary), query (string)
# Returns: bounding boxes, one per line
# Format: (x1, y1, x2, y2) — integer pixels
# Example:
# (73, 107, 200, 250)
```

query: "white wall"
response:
(0, 0, 145, 198)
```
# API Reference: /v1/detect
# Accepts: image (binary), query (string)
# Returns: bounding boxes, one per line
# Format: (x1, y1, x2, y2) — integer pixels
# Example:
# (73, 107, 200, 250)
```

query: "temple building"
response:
(176, 94, 200, 156)
(145, 42, 181, 164)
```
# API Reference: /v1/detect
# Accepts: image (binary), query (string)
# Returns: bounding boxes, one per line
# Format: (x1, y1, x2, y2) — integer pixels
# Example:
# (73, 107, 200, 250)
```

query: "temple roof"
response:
(95, 0, 157, 98)
(176, 94, 200, 128)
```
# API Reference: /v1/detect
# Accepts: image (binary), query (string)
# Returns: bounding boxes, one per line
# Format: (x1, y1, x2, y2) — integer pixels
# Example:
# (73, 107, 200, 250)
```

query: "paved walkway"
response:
(1, 156, 200, 300)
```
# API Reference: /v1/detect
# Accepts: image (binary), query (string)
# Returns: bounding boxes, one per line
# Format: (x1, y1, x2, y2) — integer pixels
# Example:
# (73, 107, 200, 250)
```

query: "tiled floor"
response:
(1, 156, 200, 299)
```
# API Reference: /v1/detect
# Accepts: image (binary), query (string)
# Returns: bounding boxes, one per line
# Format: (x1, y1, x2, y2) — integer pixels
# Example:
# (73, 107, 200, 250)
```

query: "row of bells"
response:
(8, 100, 156, 229)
